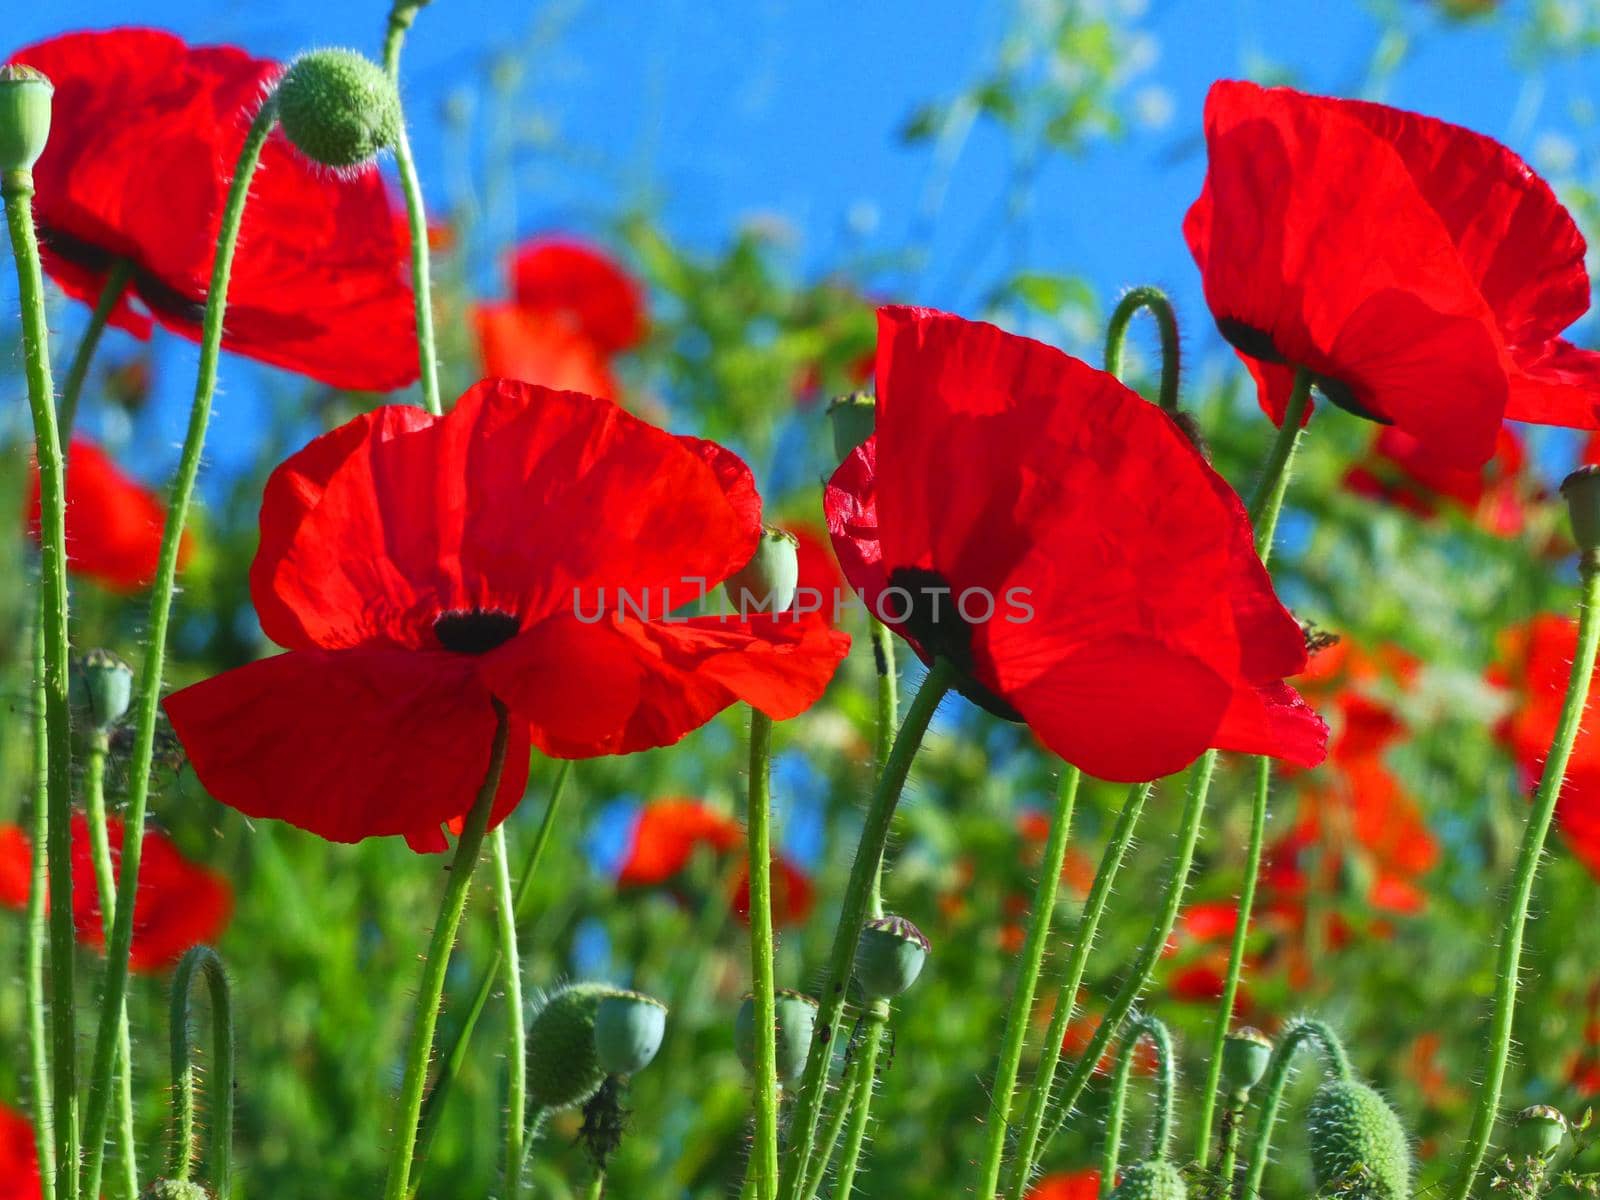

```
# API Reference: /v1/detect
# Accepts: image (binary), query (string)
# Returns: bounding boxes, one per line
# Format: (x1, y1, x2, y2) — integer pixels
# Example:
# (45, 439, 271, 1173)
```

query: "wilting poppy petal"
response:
(510, 238, 646, 354)
(473, 303, 619, 400)
(12, 28, 417, 391)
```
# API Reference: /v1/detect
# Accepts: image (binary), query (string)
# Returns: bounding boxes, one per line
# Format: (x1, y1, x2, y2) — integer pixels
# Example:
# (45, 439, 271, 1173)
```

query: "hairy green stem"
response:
(1448, 560, 1600, 1200)
(1246, 368, 1313, 560)
(799, 1016, 872, 1200)
(1006, 782, 1151, 1200)
(82, 735, 138, 1200)
(490, 826, 527, 1199)
(830, 1006, 888, 1200)
(1240, 1018, 1351, 1199)
(777, 659, 956, 1198)
(7, 160, 79, 1200)
(58, 259, 133, 443)
(24, 623, 55, 1200)
(1214, 1091, 1247, 1194)
(1103, 285, 1180, 413)
(81, 99, 277, 1200)
(974, 767, 1083, 1197)
(168, 946, 235, 1198)
(747, 710, 780, 1200)
(1100, 1015, 1175, 1196)
(868, 620, 898, 917)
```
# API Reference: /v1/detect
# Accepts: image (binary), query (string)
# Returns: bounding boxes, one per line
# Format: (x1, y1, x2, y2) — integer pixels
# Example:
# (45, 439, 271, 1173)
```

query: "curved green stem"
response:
(381, 2, 441, 415)
(776, 659, 956, 1198)
(1246, 367, 1313, 561)
(1240, 1018, 1351, 1199)
(1006, 782, 1152, 1200)
(83, 734, 138, 1200)
(491, 826, 527, 1199)
(1100, 1015, 1175, 1196)
(167, 946, 235, 1198)
(974, 766, 1083, 1197)
(411, 761, 571, 1188)
(7, 162, 79, 1200)
(747, 710, 780, 1200)
(1448, 560, 1600, 1200)
(383, 703, 512, 1200)
(799, 1015, 872, 1200)
(1193, 756, 1271, 1166)
(24, 623, 55, 1200)
(58, 259, 133, 443)
(81, 99, 277, 1200)
(830, 1006, 888, 1200)
(1104, 285, 1180, 413)
(1034, 751, 1218, 1163)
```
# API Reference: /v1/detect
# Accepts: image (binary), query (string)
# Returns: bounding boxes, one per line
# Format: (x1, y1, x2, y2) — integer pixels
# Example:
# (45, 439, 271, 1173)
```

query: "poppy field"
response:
(7, 3, 1600, 1199)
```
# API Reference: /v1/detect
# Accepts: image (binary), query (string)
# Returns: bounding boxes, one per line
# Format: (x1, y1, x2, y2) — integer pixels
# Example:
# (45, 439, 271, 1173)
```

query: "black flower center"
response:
(40, 227, 208, 324)
(433, 609, 520, 654)
(1214, 317, 1392, 425)
(886, 566, 1023, 723)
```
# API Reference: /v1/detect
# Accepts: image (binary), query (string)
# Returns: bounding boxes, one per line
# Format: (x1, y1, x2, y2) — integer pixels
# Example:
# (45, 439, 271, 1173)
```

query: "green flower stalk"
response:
(746, 709, 781, 1200)
(828, 1003, 889, 1200)
(1100, 1015, 1176, 1195)
(1240, 1018, 1352, 1199)
(24, 626, 54, 1200)
(490, 826, 528, 1199)
(167, 947, 235, 1199)
(1447, 466, 1600, 1200)
(1104, 285, 1180, 414)
(58, 260, 134, 442)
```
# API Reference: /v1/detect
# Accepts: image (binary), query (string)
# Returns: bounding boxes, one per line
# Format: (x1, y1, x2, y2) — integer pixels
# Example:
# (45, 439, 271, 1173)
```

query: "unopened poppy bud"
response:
(1509, 1104, 1567, 1159)
(140, 1181, 210, 1200)
(827, 391, 876, 462)
(275, 49, 401, 170)
(527, 982, 618, 1111)
(1306, 1079, 1411, 1199)
(1219, 1026, 1273, 1095)
(72, 649, 133, 732)
(1562, 465, 1600, 562)
(0, 65, 53, 175)
(1107, 1158, 1187, 1200)
(853, 914, 929, 1000)
(735, 989, 818, 1084)
(724, 527, 800, 615)
(593, 990, 667, 1076)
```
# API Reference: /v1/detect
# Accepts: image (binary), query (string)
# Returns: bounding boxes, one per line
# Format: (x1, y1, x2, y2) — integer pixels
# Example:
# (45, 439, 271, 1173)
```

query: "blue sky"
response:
(7, 2, 1600, 482)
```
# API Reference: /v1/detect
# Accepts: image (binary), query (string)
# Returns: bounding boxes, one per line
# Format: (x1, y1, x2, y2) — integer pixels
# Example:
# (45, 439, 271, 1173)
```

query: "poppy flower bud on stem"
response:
(275, 49, 401, 170)
(736, 989, 817, 1084)
(826, 391, 876, 462)
(141, 1180, 210, 1200)
(1508, 1104, 1566, 1160)
(593, 990, 667, 1076)
(73, 649, 134, 733)
(725, 526, 800, 616)
(853, 915, 929, 1000)
(1562, 465, 1600, 573)
(1219, 1026, 1273, 1096)
(0, 66, 52, 176)
(527, 982, 619, 1112)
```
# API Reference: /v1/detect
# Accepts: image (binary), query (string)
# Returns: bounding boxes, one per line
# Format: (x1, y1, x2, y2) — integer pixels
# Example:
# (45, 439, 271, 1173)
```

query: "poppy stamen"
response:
(433, 609, 520, 655)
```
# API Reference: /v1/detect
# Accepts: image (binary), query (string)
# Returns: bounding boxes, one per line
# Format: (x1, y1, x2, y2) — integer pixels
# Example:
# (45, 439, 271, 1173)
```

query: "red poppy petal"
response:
(510, 238, 646, 354)
(0, 1103, 40, 1200)
(1212, 681, 1329, 768)
(0, 825, 30, 909)
(473, 303, 619, 400)
(617, 799, 741, 887)
(164, 647, 529, 848)
(1506, 339, 1600, 427)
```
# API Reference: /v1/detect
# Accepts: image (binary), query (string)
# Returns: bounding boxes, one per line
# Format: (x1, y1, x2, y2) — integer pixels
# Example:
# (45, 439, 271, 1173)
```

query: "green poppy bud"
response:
(72, 648, 134, 732)
(1107, 1158, 1187, 1200)
(0, 65, 53, 175)
(1508, 1104, 1567, 1159)
(735, 989, 818, 1084)
(853, 914, 929, 1000)
(724, 526, 800, 615)
(1562, 465, 1600, 560)
(593, 990, 667, 1076)
(1219, 1026, 1273, 1095)
(140, 1181, 210, 1200)
(827, 391, 876, 462)
(275, 49, 401, 170)
(527, 982, 620, 1111)
(1306, 1079, 1411, 1199)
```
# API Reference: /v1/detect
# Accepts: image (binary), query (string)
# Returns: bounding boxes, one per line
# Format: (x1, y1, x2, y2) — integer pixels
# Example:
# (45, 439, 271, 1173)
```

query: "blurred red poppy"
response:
(10, 29, 417, 392)
(0, 1103, 39, 1200)
(25, 438, 193, 594)
(785, 522, 847, 627)
(510, 238, 646, 355)
(826, 307, 1325, 783)
(1343, 426, 1529, 534)
(1186, 80, 1600, 468)
(616, 799, 741, 887)
(1027, 1169, 1101, 1200)
(0, 815, 232, 973)
(729, 855, 816, 927)
(473, 305, 619, 400)
(165, 380, 849, 851)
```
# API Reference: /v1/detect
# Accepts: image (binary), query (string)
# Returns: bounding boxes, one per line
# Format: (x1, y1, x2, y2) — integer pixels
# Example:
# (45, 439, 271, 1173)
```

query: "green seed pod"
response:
(1107, 1158, 1187, 1200)
(826, 391, 876, 462)
(275, 49, 401, 169)
(1508, 1104, 1567, 1159)
(735, 989, 818, 1084)
(72, 648, 133, 731)
(0, 65, 53, 175)
(1563, 465, 1600, 557)
(527, 982, 621, 1111)
(853, 914, 929, 1000)
(593, 990, 667, 1076)
(1219, 1026, 1273, 1095)
(1306, 1079, 1411, 1199)
(724, 526, 800, 615)
(140, 1181, 210, 1200)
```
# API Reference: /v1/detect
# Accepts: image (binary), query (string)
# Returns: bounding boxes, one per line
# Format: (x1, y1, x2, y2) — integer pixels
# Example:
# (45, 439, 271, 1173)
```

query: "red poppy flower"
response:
(1027, 1169, 1101, 1200)
(1343, 425, 1529, 534)
(825, 307, 1326, 783)
(25, 438, 193, 594)
(0, 815, 232, 973)
(0, 1103, 40, 1200)
(472, 304, 619, 400)
(729, 855, 816, 928)
(10, 29, 416, 391)
(616, 799, 741, 887)
(1185, 80, 1600, 468)
(785, 522, 847, 628)
(164, 380, 849, 852)
(509, 238, 646, 355)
